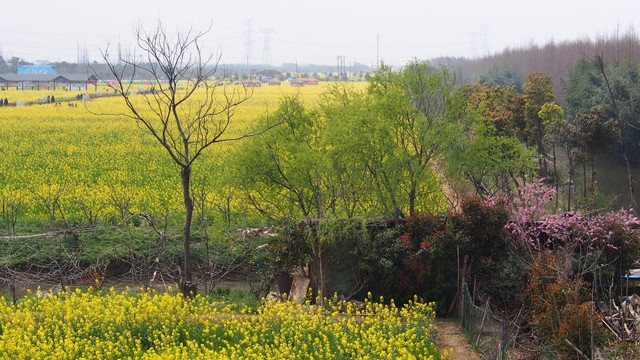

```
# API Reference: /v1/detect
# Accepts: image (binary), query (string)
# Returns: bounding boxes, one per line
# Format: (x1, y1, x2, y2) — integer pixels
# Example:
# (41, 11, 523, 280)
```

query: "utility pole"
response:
(376, 33, 380, 67)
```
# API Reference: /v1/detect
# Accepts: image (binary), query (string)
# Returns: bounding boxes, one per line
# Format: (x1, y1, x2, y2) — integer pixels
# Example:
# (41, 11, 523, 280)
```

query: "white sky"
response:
(1, 0, 639, 67)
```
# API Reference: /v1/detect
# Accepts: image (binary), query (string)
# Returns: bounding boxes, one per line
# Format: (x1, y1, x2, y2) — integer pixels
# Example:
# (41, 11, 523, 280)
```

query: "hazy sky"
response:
(1, 0, 639, 67)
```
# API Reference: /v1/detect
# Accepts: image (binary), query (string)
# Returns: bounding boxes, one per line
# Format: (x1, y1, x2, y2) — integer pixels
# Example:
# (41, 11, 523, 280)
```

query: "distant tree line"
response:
(0, 54, 372, 81)
(434, 26, 640, 102)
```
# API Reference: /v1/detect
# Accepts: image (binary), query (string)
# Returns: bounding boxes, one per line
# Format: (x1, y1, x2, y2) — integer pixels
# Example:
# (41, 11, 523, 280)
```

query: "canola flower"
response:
(0, 82, 364, 226)
(0, 288, 445, 359)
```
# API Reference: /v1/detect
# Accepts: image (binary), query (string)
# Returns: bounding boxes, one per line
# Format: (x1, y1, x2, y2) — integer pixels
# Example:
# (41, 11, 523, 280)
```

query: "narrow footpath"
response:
(433, 319, 481, 360)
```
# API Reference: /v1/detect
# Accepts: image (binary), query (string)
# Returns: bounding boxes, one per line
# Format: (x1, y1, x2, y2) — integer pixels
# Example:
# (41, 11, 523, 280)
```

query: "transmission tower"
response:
(337, 55, 346, 81)
(244, 19, 254, 67)
(466, 26, 489, 59)
(261, 28, 273, 66)
(77, 41, 89, 65)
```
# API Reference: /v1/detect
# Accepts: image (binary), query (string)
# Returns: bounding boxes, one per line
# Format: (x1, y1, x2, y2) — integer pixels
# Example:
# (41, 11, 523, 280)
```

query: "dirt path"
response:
(433, 319, 481, 360)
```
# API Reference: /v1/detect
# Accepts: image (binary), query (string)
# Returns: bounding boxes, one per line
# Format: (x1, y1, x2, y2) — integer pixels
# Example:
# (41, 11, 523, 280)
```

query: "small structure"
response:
(268, 77, 281, 86)
(291, 77, 319, 87)
(623, 269, 640, 292)
(302, 77, 319, 85)
(290, 78, 305, 87)
(243, 78, 262, 88)
(0, 74, 98, 91)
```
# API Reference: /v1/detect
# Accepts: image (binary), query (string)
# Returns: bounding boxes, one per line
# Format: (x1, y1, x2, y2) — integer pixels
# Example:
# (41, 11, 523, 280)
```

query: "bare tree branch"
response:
(91, 22, 283, 294)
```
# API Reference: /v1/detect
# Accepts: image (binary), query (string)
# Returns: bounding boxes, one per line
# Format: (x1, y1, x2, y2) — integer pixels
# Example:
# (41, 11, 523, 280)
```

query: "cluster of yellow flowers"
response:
(0, 83, 350, 224)
(0, 288, 445, 359)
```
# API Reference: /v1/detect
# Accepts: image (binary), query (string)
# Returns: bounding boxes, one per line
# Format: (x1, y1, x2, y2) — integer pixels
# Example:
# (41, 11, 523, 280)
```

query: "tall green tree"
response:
(539, 102, 564, 205)
(368, 61, 458, 215)
(524, 72, 556, 175)
(594, 56, 640, 212)
(230, 97, 327, 220)
(562, 58, 605, 118)
(563, 57, 640, 162)
(444, 84, 536, 200)
(576, 105, 618, 205)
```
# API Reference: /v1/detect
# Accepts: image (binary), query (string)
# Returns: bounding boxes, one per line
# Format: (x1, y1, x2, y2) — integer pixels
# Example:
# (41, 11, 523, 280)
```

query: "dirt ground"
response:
(434, 319, 481, 360)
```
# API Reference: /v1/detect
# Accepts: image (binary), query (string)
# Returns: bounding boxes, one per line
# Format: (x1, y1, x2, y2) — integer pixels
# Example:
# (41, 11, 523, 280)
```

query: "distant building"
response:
(18, 65, 56, 75)
(243, 78, 262, 87)
(303, 77, 319, 85)
(291, 77, 319, 86)
(0, 73, 98, 91)
(268, 77, 281, 86)
(290, 78, 305, 87)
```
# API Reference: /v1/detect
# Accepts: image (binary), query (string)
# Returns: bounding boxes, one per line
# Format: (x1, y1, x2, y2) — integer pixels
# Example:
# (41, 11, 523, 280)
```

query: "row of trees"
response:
(440, 26, 640, 100)
(229, 61, 541, 221)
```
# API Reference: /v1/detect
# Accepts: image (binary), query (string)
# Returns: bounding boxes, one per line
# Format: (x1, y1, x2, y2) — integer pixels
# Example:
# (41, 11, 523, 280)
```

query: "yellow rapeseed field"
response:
(0, 82, 362, 225)
(0, 289, 445, 359)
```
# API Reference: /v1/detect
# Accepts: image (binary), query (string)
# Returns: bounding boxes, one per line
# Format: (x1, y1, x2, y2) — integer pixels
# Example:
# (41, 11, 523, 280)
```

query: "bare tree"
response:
(97, 22, 282, 294)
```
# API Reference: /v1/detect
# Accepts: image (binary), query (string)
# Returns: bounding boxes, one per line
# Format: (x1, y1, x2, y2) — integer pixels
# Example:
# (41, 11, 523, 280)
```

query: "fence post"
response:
(476, 297, 490, 347)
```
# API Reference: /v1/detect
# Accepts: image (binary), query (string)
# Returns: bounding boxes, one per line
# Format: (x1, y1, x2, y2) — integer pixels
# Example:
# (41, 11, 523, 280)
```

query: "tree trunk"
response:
(583, 161, 587, 204)
(181, 166, 195, 294)
(567, 154, 573, 212)
(409, 181, 416, 216)
(553, 144, 558, 209)
(590, 160, 596, 211)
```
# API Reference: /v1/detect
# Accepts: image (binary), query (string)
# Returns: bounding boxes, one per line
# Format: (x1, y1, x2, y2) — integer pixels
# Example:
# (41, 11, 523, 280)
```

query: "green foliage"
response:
(524, 72, 555, 163)
(367, 61, 459, 214)
(395, 214, 462, 315)
(452, 196, 508, 257)
(562, 58, 640, 163)
(232, 62, 454, 220)
(445, 84, 536, 198)
(476, 63, 525, 92)
(246, 220, 312, 299)
(562, 58, 606, 118)
(230, 97, 326, 220)
(357, 225, 404, 300)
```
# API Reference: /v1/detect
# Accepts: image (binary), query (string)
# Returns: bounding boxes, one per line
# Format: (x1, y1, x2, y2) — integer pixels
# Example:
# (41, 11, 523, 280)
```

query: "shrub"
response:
(394, 214, 461, 315)
(523, 252, 605, 360)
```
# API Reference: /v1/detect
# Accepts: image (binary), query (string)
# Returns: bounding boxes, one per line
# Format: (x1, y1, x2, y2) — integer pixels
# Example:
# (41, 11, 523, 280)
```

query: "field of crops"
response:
(0, 83, 351, 231)
(0, 289, 445, 359)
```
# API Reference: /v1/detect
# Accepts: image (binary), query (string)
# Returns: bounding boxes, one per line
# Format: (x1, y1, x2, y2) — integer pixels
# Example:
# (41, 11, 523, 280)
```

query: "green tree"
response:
(539, 102, 564, 205)
(368, 61, 458, 215)
(6, 56, 32, 73)
(476, 63, 524, 92)
(562, 58, 604, 118)
(563, 57, 640, 162)
(445, 84, 536, 199)
(575, 105, 618, 205)
(0, 56, 7, 73)
(524, 72, 555, 175)
(546, 105, 615, 211)
(233, 62, 455, 221)
(230, 97, 331, 220)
